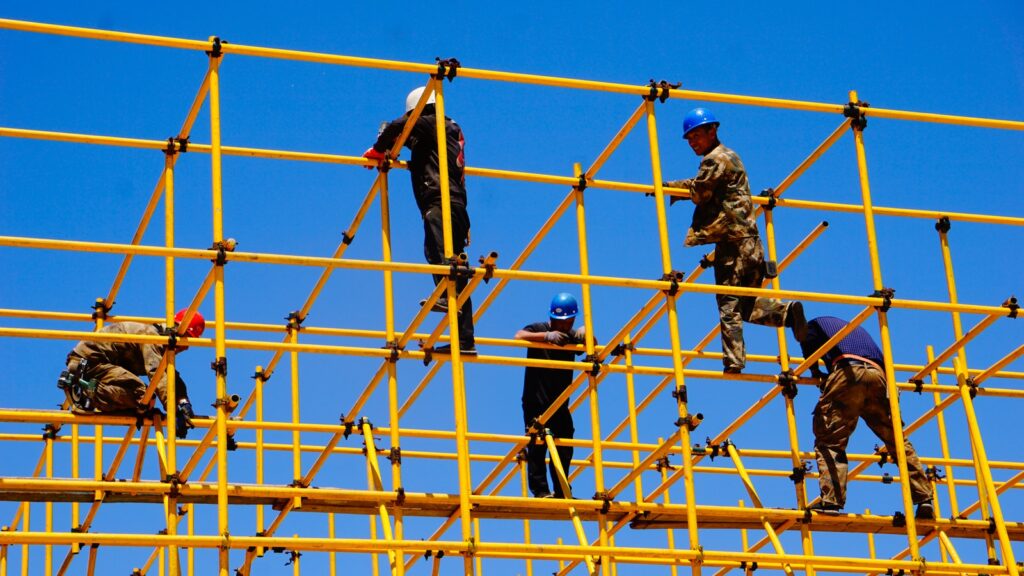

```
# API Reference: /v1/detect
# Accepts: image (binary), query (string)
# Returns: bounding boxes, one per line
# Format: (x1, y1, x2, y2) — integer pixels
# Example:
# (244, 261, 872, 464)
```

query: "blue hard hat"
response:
(682, 107, 719, 137)
(549, 292, 579, 320)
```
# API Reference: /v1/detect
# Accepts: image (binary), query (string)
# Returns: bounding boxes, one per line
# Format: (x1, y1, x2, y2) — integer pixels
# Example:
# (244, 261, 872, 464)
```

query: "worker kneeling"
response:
(59, 309, 205, 439)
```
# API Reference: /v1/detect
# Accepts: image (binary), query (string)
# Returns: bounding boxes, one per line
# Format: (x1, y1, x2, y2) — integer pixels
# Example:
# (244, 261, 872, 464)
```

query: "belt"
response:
(830, 354, 883, 373)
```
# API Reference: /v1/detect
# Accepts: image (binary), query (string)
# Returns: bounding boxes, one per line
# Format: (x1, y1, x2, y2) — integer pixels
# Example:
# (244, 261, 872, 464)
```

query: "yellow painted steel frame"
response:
(0, 18, 1021, 576)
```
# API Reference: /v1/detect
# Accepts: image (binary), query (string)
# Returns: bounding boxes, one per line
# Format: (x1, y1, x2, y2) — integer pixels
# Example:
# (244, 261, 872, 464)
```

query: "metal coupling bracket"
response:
(966, 376, 979, 399)
(661, 271, 682, 296)
(881, 472, 893, 484)
(573, 173, 588, 192)
(210, 357, 228, 377)
(395, 486, 406, 506)
(655, 455, 674, 472)
(434, 57, 461, 81)
(41, 424, 59, 440)
(874, 444, 891, 467)
(1003, 295, 1018, 319)
(644, 79, 681, 103)
(843, 100, 870, 131)
(341, 231, 355, 246)
(385, 340, 401, 363)
(610, 342, 634, 357)
(339, 415, 354, 439)
(869, 287, 895, 313)
(884, 569, 906, 576)
(478, 254, 496, 283)
(699, 253, 714, 269)
(285, 310, 305, 332)
(209, 238, 237, 267)
(593, 491, 612, 514)
(759, 187, 777, 210)
(91, 298, 111, 320)
(892, 511, 906, 528)
(789, 461, 811, 484)
(387, 446, 402, 465)
(777, 370, 799, 399)
(935, 215, 951, 234)
(251, 368, 270, 382)
(740, 561, 759, 573)
(206, 37, 224, 58)
(910, 378, 924, 394)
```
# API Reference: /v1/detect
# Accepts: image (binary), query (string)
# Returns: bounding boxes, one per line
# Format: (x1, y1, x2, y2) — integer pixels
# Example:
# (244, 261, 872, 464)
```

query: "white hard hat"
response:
(405, 86, 435, 113)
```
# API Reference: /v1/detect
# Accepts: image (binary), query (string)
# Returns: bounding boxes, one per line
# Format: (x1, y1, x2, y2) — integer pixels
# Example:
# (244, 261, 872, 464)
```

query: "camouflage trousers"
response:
(714, 237, 788, 370)
(813, 363, 933, 507)
(67, 356, 158, 414)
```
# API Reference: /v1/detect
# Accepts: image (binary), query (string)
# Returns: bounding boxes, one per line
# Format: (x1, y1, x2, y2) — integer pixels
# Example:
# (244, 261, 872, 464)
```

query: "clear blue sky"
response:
(1, 2, 1022, 574)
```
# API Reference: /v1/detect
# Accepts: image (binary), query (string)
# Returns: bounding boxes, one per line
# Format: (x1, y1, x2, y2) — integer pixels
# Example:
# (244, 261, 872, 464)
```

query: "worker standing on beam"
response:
(363, 86, 476, 355)
(665, 107, 807, 373)
(58, 310, 204, 439)
(514, 292, 588, 498)
(799, 315, 934, 518)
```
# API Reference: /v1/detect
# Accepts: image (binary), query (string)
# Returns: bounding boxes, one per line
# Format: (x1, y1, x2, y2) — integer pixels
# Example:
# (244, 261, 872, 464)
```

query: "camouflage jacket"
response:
(71, 321, 186, 405)
(667, 143, 759, 246)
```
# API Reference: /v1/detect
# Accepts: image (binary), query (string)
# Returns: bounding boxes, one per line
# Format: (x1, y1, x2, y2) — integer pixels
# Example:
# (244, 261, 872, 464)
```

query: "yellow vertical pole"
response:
(926, 347, 960, 517)
(930, 481, 950, 564)
(158, 547, 165, 576)
(473, 519, 483, 576)
(328, 514, 337, 576)
(207, 43, 230, 576)
(367, 457, 380, 576)
(934, 221, 994, 557)
(44, 433, 53, 576)
(1, 543, 6, 576)
(624, 334, 643, 502)
(556, 537, 565, 574)
(70, 421, 79, 555)
(572, 161, 609, 574)
(187, 503, 194, 576)
(520, 460, 533, 576)
(379, 157, 405, 575)
(662, 441, 678, 576)
(953, 358, 1018, 575)
(432, 77, 474, 576)
(644, 98, 700, 576)
(255, 366, 266, 558)
(162, 147, 180, 576)
(848, 89, 919, 559)
(865, 509, 876, 559)
(761, 206, 814, 575)
(19, 504, 28, 576)
(289, 325, 302, 504)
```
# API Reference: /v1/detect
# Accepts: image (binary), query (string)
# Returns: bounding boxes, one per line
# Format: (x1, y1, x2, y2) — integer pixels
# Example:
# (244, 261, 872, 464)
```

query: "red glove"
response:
(362, 147, 386, 170)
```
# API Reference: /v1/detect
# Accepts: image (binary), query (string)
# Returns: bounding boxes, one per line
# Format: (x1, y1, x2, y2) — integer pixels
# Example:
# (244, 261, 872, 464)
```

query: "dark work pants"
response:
(423, 204, 475, 348)
(524, 404, 574, 497)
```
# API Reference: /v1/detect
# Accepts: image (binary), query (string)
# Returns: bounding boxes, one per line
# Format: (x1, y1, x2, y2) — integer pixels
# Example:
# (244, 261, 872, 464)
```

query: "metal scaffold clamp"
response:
(384, 340, 402, 363)
(387, 446, 402, 465)
(884, 568, 906, 576)
(434, 57, 461, 82)
(870, 287, 895, 312)
(843, 100, 870, 130)
(935, 215, 952, 233)
(675, 412, 703, 432)
(671, 385, 688, 404)
(573, 173, 588, 192)
(925, 465, 946, 482)
(164, 136, 189, 155)
(285, 310, 305, 332)
(209, 238, 237, 266)
(478, 254, 496, 283)
(909, 378, 924, 394)
(448, 253, 473, 281)
(740, 561, 759, 573)
(583, 353, 602, 376)
(661, 270, 682, 297)
(655, 454, 674, 472)
(874, 443, 890, 467)
(777, 370, 799, 399)
(251, 367, 270, 382)
(339, 414, 355, 439)
(645, 79, 681, 103)
(759, 187, 778, 211)
(91, 297, 111, 320)
(593, 491, 613, 514)
(210, 357, 228, 377)
(965, 375, 979, 399)
(789, 461, 811, 484)
(206, 36, 225, 58)
(1003, 295, 1018, 319)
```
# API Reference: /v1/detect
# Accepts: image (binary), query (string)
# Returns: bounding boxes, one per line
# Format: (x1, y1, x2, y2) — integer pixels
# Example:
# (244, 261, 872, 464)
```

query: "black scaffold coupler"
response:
(843, 100, 870, 131)
(789, 461, 810, 484)
(206, 37, 224, 58)
(777, 370, 799, 399)
(91, 298, 111, 321)
(1004, 296, 1019, 319)
(870, 287, 895, 313)
(661, 271, 682, 297)
(935, 216, 952, 234)
(286, 310, 305, 332)
(759, 187, 778, 211)
(434, 57, 461, 82)
(645, 79, 681, 103)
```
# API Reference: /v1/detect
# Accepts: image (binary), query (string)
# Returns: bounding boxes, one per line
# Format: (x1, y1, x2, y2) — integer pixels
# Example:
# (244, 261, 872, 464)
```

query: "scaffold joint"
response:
(211, 357, 228, 377)
(661, 271, 682, 296)
(884, 569, 905, 576)
(645, 79, 681, 103)
(870, 287, 895, 312)
(434, 57, 461, 82)
(165, 472, 181, 497)
(584, 354, 602, 376)
(1004, 295, 1018, 318)
(91, 298, 111, 320)
(844, 100, 870, 131)
(874, 444, 890, 467)
(377, 150, 392, 174)
(675, 413, 703, 431)
(41, 423, 58, 440)
(777, 370, 799, 399)
(285, 310, 305, 332)
(341, 231, 355, 245)
(206, 36, 224, 58)
(892, 511, 906, 527)
(966, 376, 979, 399)
(699, 253, 713, 269)
(759, 187, 778, 211)
(251, 367, 270, 382)
(209, 238, 237, 266)
(988, 517, 997, 535)
(593, 491, 612, 513)
(288, 479, 308, 489)
(358, 416, 374, 430)
(387, 446, 402, 465)
(706, 437, 721, 461)
(910, 378, 924, 394)
(421, 344, 433, 366)
(284, 549, 302, 566)
(572, 173, 588, 192)
(385, 340, 401, 363)
(935, 215, 951, 233)
(478, 254, 496, 283)
(925, 465, 945, 482)
(881, 472, 893, 484)
(655, 455, 674, 472)
(671, 386, 688, 404)
(740, 561, 759, 572)
(448, 254, 473, 281)
(395, 486, 406, 505)
(789, 462, 810, 484)
(610, 342, 634, 357)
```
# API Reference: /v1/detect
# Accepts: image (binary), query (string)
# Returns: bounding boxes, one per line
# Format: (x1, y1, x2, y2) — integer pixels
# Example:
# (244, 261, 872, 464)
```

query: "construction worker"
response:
(799, 315, 934, 518)
(513, 292, 588, 498)
(363, 86, 475, 355)
(59, 309, 204, 439)
(664, 107, 806, 373)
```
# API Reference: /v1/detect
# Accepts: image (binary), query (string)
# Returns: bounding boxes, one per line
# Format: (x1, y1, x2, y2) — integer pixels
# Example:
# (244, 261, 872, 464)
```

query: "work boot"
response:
(723, 366, 743, 375)
(785, 301, 808, 343)
(806, 500, 842, 513)
(434, 344, 477, 356)
(419, 297, 461, 315)
(915, 500, 935, 520)
(534, 491, 554, 499)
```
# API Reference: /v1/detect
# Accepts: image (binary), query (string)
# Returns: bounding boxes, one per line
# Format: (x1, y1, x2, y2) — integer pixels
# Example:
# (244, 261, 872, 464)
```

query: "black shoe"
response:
(434, 344, 477, 356)
(533, 491, 554, 499)
(915, 500, 935, 520)
(807, 501, 842, 513)
(723, 366, 743, 375)
(786, 301, 808, 343)
(419, 297, 461, 315)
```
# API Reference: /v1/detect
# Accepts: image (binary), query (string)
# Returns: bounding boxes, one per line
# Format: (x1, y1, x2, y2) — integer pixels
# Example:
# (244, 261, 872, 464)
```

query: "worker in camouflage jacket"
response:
(665, 107, 806, 373)
(60, 310, 205, 439)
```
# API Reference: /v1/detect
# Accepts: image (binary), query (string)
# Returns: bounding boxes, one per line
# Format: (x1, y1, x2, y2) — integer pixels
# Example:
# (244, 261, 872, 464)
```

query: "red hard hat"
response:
(174, 309, 206, 338)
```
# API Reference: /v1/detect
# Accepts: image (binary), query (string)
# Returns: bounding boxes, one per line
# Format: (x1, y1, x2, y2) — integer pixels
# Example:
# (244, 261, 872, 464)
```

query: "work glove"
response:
(544, 331, 570, 346)
(362, 147, 386, 170)
(176, 400, 196, 439)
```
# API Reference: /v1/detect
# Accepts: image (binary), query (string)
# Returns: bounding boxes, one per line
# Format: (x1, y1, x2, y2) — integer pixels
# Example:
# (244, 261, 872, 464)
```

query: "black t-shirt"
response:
(521, 321, 583, 410)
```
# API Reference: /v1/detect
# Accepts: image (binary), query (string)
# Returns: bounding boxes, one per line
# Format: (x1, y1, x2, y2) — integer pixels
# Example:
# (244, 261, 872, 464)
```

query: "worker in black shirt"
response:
(363, 86, 475, 354)
(800, 316, 933, 518)
(514, 292, 587, 498)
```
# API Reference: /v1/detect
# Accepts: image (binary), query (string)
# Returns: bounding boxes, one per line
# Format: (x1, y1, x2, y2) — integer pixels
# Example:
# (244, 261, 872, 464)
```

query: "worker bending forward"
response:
(665, 107, 806, 373)
(60, 310, 204, 439)
(800, 315, 934, 518)
(514, 293, 588, 498)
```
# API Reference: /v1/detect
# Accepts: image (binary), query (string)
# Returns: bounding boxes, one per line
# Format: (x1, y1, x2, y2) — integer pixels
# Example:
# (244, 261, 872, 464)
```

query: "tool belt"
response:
(58, 355, 98, 411)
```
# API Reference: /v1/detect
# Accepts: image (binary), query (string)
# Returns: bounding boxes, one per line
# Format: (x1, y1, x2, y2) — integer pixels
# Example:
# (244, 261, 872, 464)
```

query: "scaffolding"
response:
(0, 17, 1022, 576)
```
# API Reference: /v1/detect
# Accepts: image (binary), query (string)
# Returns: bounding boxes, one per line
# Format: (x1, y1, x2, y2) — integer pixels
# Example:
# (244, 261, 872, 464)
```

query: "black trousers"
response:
(422, 204, 475, 348)
(524, 404, 574, 497)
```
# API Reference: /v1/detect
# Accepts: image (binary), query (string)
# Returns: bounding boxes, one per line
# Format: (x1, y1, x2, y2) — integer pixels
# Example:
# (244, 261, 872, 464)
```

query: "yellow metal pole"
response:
(927, 347, 960, 517)
(361, 420, 398, 574)
(19, 504, 28, 576)
(208, 44, 230, 576)
(432, 78, 474, 576)
(289, 323, 303, 505)
(328, 514, 336, 576)
(848, 89, 920, 558)
(644, 98, 700, 576)
(367, 456, 380, 576)
(187, 503, 194, 576)
(722, 443, 793, 576)
(45, 431, 53, 576)
(543, 433, 597, 575)
(660, 443, 678, 576)
(623, 334, 643, 502)
(161, 144, 180, 576)
(519, 460, 533, 576)
(953, 359, 1018, 574)
(255, 366, 265, 558)
(865, 508, 876, 559)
